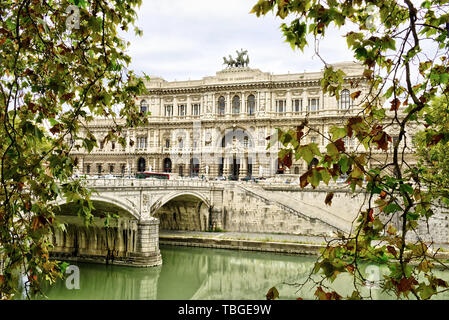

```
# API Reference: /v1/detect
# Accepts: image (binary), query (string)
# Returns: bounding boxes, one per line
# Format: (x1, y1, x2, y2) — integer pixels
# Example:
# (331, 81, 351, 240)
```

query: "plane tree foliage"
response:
(0, 0, 148, 299)
(252, 0, 449, 299)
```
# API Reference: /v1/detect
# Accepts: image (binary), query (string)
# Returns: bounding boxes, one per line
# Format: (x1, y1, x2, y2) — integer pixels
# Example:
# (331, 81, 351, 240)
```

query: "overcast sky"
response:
(121, 0, 356, 81)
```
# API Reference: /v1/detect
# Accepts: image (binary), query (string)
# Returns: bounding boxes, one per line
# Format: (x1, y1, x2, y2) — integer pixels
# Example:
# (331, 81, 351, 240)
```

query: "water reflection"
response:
(40, 245, 449, 300)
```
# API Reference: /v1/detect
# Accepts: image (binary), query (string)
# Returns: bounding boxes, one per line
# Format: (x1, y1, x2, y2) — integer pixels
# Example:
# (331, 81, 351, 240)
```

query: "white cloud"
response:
(121, 0, 355, 81)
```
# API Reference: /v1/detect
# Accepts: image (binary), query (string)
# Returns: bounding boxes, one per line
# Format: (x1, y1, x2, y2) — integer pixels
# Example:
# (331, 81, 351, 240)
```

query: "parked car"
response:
(215, 176, 226, 181)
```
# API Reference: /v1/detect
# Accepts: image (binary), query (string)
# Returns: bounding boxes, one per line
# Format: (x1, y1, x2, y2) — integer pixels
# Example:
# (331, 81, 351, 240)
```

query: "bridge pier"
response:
(210, 207, 223, 230)
(129, 218, 162, 267)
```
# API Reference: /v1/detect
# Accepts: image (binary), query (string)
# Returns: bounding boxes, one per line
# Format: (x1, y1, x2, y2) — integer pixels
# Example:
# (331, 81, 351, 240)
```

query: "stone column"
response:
(226, 93, 231, 116)
(240, 156, 248, 177)
(186, 95, 191, 118)
(286, 90, 292, 116)
(223, 157, 230, 176)
(129, 218, 162, 267)
(210, 207, 223, 230)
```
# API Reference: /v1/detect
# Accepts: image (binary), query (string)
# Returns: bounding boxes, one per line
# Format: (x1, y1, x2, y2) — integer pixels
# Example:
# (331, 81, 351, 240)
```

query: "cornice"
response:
(147, 76, 364, 95)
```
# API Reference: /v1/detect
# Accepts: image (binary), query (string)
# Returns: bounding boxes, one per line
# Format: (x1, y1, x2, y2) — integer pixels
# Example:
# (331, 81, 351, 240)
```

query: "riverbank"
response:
(159, 230, 328, 255)
(159, 230, 449, 260)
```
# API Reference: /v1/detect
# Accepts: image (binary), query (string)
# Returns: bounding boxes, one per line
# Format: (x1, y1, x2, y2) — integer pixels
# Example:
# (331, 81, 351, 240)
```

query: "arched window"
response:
(308, 157, 319, 170)
(232, 95, 240, 114)
(140, 100, 148, 113)
(294, 167, 300, 175)
(137, 157, 146, 172)
(165, 139, 170, 148)
(190, 158, 200, 177)
(163, 158, 172, 173)
(247, 94, 255, 115)
(217, 96, 225, 115)
(340, 89, 351, 109)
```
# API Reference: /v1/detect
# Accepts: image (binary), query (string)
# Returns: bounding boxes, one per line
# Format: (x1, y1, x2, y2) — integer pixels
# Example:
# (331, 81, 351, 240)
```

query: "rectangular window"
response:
(137, 137, 147, 149)
(308, 98, 319, 112)
(192, 104, 200, 116)
(293, 99, 302, 112)
(276, 100, 286, 113)
(165, 105, 173, 117)
(178, 104, 186, 116)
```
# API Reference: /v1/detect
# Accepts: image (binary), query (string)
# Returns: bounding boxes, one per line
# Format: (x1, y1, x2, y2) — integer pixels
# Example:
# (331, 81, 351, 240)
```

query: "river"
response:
(37, 245, 449, 300)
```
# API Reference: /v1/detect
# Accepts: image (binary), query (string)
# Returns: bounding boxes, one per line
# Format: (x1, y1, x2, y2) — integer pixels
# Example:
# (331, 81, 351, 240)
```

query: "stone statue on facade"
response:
(223, 49, 249, 68)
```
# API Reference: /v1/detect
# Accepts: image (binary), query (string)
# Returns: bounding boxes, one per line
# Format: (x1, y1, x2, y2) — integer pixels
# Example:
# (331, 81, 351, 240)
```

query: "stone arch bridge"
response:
(52, 179, 359, 267)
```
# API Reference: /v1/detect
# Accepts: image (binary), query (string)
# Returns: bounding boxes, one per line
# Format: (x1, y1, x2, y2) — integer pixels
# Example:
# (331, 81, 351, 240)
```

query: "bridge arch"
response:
(151, 191, 211, 232)
(55, 195, 140, 220)
(151, 191, 211, 214)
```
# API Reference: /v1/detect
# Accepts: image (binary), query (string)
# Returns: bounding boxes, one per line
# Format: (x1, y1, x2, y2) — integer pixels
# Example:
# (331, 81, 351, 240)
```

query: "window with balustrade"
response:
(340, 89, 351, 109)
(293, 99, 302, 112)
(178, 104, 186, 116)
(192, 103, 200, 116)
(232, 95, 240, 114)
(247, 94, 255, 115)
(276, 100, 286, 114)
(308, 98, 319, 112)
(217, 96, 225, 115)
(137, 136, 147, 149)
(165, 105, 173, 117)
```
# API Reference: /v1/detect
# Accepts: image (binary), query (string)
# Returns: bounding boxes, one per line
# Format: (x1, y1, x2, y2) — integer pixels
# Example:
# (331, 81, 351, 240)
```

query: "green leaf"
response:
(383, 203, 402, 214)
(330, 127, 347, 140)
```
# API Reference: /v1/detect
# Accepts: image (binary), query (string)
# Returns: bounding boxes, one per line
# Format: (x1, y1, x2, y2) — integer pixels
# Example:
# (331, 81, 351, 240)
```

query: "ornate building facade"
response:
(72, 61, 414, 179)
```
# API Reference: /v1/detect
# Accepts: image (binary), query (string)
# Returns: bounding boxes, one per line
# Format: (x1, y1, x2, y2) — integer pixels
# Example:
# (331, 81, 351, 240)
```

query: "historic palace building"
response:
(72, 61, 414, 179)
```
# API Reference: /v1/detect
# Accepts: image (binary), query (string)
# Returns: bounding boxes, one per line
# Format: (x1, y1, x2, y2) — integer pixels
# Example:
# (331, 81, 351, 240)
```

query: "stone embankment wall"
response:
(219, 185, 349, 236)
(404, 201, 449, 244)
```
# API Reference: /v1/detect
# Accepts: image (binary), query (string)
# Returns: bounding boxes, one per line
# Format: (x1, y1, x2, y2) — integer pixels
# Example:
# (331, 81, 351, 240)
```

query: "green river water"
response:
(37, 245, 449, 300)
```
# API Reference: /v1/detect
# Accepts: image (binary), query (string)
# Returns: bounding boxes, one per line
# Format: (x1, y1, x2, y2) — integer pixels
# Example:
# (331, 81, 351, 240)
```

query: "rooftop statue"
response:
(223, 49, 249, 68)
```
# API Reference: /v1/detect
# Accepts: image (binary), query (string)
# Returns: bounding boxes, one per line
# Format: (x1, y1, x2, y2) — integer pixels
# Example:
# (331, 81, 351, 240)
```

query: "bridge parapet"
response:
(80, 178, 221, 189)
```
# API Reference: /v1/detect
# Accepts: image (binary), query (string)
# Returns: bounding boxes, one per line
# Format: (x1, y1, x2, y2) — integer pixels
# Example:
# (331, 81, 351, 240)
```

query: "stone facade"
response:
(71, 62, 418, 180)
